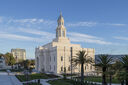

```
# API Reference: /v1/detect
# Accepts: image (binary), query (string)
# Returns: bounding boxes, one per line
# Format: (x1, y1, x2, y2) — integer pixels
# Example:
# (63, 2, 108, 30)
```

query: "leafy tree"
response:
(95, 55, 112, 85)
(0, 53, 4, 57)
(23, 60, 31, 69)
(116, 71, 127, 85)
(112, 60, 122, 72)
(30, 60, 35, 68)
(72, 50, 93, 85)
(107, 61, 122, 85)
(4, 53, 15, 67)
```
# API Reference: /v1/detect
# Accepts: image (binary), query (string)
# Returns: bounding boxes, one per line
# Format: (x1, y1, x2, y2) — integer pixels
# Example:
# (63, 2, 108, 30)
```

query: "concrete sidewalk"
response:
(9, 75, 23, 85)
(0, 72, 22, 85)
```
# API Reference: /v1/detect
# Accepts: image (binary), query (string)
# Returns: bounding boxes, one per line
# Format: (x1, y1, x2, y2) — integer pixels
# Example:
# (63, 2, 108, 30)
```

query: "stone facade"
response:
(35, 14, 95, 74)
(11, 48, 26, 63)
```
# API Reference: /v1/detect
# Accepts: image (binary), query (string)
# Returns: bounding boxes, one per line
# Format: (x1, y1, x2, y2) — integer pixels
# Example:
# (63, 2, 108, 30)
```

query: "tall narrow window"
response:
(54, 56, 55, 61)
(61, 56, 63, 61)
(61, 66, 63, 71)
(62, 31, 65, 37)
(85, 66, 86, 70)
(50, 56, 51, 62)
(54, 65, 55, 71)
(90, 66, 92, 70)
(50, 65, 51, 70)
(68, 66, 70, 71)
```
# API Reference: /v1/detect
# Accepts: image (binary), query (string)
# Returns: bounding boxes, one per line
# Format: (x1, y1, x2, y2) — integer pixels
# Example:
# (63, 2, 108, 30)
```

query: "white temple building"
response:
(35, 13, 95, 74)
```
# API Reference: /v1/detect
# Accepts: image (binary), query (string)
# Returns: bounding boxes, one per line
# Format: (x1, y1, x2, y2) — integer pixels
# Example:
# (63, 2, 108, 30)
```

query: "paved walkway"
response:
(0, 72, 22, 85)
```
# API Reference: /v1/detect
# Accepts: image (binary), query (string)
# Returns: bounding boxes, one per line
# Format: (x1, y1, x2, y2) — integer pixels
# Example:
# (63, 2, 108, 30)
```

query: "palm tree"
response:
(72, 50, 93, 85)
(95, 55, 112, 85)
(120, 55, 128, 85)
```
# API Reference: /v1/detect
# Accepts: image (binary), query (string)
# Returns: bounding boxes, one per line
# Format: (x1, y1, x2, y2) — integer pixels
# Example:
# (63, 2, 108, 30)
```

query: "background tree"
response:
(72, 50, 93, 85)
(4, 52, 15, 68)
(120, 55, 128, 85)
(0, 53, 4, 57)
(23, 60, 31, 69)
(95, 55, 112, 85)
(106, 60, 122, 85)
(30, 60, 35, 68)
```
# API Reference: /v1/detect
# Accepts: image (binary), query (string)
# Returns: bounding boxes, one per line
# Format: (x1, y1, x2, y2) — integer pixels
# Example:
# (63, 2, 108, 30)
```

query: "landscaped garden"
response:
(48, 79, 74, 85)
(84, 76, 120, 84)
(48, 78, 103, 85)
(15, 51, 128, 85)
(16, 73, 59, 82)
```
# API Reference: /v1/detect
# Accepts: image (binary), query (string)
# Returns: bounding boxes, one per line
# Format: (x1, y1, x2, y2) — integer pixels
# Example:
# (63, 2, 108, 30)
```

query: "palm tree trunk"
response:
(121, 81, 124, 85)
(102, 67, 107, 85)
(126, 80, 128, 85)
(126, 68, 128, 85)
(109, 75, 112, 85)
(81, 63, 84, 85)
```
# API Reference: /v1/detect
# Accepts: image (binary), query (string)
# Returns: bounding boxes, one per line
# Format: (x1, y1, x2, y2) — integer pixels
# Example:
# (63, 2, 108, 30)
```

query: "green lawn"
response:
(84, 76, 120, 84)
(61, 73, 77, 77)
(23, 82, 42, 85)
(48, 79, 74, 85)
(0, 69, 7, 72)
(16, 73, 59, 82)
(10, 69, 24, 72)
(48, 78, 120, 85)
(48, 79, 100, 85)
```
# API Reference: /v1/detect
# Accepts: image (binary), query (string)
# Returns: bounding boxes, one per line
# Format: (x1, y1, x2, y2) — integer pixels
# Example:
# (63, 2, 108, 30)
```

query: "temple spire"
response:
(57, 12, 64, 26)
(56, 13, 66, 38)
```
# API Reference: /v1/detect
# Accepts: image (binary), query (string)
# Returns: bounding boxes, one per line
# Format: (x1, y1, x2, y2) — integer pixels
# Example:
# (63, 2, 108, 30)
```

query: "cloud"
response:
(0, 16, 124, 45)
(67, 22, 97, 27)
(16, 28, 121, 45)
(19, 28, 55, 37)
(68, 32, 113, 45)
(18, 29, 110, 45)
(0, 16, 56, 30)
(68, 32, 101, 39)
(8, 18, 56, 25)
(19, 28, 55, 41)
(9, 18, 44, 24)
(105, 23, 126, 26)
(0, 32, 43, 42)
(0, 31, 54, 43)
(114, 36, 128, 41)
(66, 21, 126, 27)
(0, 27, 122, 46)
(0, 17, 3, 23)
